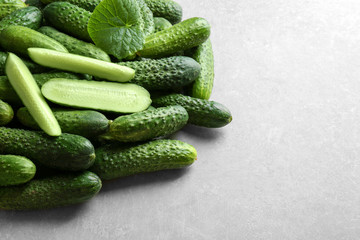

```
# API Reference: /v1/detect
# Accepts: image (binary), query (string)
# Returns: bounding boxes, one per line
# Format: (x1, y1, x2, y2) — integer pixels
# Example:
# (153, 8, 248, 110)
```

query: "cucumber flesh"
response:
(42, 78, 152, 113)
(5, 53, 61, 136)
(28, 48, 135, 82)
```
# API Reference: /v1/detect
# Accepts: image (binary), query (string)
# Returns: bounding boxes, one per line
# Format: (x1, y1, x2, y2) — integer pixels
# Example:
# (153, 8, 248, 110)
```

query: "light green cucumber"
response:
(0, 26, 68, 56)
(0, 99, 13, 125)
(41, 78, 152, 113)
(100, 105, 188, 142)
(154, 17, 172, 32)
(187, 39, 214, 100)
(18, 107, 110, 138)
(5, 53, 61, 136)
(0, 51, 48, 75)
(0, 72, 85, 104)
(28, 48, 135, 82)
(138, 17, 211, 58)
(0, 0, 26, 20)
(38, 26, 111, 62)
(0, 155, 36, 187)
(90, 139, 197, 180)
(0, 171, 101, 210)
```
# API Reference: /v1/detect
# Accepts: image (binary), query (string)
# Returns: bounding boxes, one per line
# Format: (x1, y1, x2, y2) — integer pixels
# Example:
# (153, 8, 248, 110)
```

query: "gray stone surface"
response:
(2, 0, 360, 239)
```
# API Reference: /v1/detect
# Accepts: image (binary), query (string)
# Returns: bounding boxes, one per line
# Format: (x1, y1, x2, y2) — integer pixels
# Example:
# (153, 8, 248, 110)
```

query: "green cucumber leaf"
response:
(87, 0, 145, 60)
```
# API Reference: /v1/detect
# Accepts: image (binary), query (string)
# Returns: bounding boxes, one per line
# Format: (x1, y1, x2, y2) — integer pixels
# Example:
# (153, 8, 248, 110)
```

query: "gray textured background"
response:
(2, 0, 360, 239)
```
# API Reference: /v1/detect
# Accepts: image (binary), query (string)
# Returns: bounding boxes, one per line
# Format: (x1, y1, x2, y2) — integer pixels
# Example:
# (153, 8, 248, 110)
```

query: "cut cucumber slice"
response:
(41, 78, 152, 113)
(5, 53, 61, 136)
(28, 48, 135, 82)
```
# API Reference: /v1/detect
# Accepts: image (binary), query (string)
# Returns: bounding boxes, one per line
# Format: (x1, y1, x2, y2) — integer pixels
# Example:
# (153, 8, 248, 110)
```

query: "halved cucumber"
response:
(28, 48, 135, 82)
(42, 78, 152, 113)
(5, 53, 61, 136)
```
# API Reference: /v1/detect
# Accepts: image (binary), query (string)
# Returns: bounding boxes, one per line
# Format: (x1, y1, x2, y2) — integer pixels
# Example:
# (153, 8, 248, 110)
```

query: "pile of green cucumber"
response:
(0, 0, 232, 210)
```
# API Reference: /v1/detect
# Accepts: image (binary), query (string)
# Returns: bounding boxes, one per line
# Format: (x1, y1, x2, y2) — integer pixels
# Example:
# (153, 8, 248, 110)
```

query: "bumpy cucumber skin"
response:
(0, 155, 36, 187)
(154, 17, 172, 32)
(0, 6, 42, 32)
(0, 127, 96, 171)
(43, 2, 92, 42)
(0, 51, 48, 75)
(0, 171, 102, 210)
(18, 107, 110, 138)
(137, 0, 155, 36)
(100, 105, 188, 142)
(118, 56, 200, 90)
(144, 0, 182, 24)
(0, 100, 13, 125)
(38, 26, 111, 62)
(187, 39, 214, 100)
(41, 0, 100, 12)
(90, 139, 197, 180)
(139, 17, 211, 58)
(152, 94, 232, 128)
(0, 25, 68, 56)
(0, 0, 26, 20)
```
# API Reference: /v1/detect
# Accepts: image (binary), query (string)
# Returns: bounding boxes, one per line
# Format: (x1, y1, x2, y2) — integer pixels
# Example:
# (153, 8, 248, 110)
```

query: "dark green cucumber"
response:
(118, 56, 200, 90)
(0, 155, 36, 186)
(90, 139, 197, 180)
(43, 2, 92, 42)
(0, 99, 13, 125)
(0, 6, 42, 32)
(138, 17, 211, 58)
(186, 39, 214, 100)
(154, 17, 172, 32)
(38, 26, 111, 62)
(25, 0, 45, 9)
(138, 0, 155, 36)
(0, 51, 48, 75)
(0, 127, 96, 171)
(152, 94, 232, 128)
(0, 0, 26, 20)
(0, 72, 85, 104)
(41, 0, 100, 12)
(18, 107, 110, 138)
(0, 171, 101, 210)
(144, 0, 182, 24)
(100, 105, 188, 142)
(0, 25, 68, 56)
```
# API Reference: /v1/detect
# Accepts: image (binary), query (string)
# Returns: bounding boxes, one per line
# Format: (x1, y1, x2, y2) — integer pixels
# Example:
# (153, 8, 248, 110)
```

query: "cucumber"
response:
(90, 139, 197, 180)
(0, 171, 101, 210)
(0, 127, 96, 171)
(18, 107, 110, 138)
(0, 26, 68, 56)
(117, 56, 200, 90)
(5, 53, 61, 136)
(43, 2, 92, 42)
(152, 94, 232, 128)
(154, 17, 172, 32)
(144, 0, 182, 24)
(41, 0, 101, 12)
(0, 99, 13, 125)
(138, 0, 155, 36)
(0, 155, 36, 187)
(138, 17, 211, 58)
(186, 39, 214, 100)
(0, 72, 85, 104)
(0, 0, 26, 20)
(25, 0, 45, 9)
(100, 105, 188, 142)
(28, 48, 135, 82)
(0, 6, 42, 32)
(38, 26, 111, 62)
(0, 51, 48, 75)
(41, 78, 152, 113)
